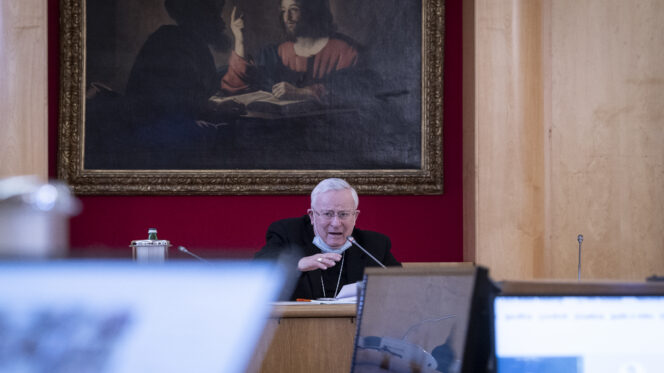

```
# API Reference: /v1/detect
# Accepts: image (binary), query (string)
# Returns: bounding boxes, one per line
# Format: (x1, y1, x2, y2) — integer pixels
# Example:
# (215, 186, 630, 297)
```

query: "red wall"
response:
(48, 0, 463, 262)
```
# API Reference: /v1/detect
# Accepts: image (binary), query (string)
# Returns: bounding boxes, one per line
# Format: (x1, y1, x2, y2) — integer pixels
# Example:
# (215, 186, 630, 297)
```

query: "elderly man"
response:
(255, 178, 401, 300)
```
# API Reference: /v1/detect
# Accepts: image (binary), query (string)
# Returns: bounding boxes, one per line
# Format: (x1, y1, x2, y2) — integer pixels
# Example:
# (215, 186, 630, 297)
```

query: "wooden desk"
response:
(247, 303, 357, 373)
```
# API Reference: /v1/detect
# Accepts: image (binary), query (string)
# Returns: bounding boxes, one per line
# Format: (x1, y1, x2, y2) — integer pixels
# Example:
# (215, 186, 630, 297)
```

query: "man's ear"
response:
(307, 208, 314, 224)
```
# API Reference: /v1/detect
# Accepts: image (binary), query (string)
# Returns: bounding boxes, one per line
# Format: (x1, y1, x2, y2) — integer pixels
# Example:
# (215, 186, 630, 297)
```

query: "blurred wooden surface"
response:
(499, 280, 664, 295)
(544, 0, 664, 281)
(0, 0, 48, 180)
(246, 303, 357, 373)
(466, 0, 664, 281)
(402, 261, 474, 268)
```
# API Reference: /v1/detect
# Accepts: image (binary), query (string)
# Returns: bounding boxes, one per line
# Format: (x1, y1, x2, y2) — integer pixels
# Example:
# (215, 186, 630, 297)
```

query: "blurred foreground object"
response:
(0, 260, 287, 373)
(0, 175, 80, 258)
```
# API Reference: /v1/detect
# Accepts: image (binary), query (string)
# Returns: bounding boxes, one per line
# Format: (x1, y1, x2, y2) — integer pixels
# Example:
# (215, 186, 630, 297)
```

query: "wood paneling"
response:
(469, 0, 546, 280)
(546, 0, 664, 280)
(467, 0, 664, 281)
(247, 304, 356, 373)
(0, 1, 48, 180)
(462, 0, 476, 264)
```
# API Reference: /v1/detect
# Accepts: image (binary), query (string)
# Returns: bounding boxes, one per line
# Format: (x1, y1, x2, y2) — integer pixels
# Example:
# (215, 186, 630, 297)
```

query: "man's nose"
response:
(330, 215, 342, 225)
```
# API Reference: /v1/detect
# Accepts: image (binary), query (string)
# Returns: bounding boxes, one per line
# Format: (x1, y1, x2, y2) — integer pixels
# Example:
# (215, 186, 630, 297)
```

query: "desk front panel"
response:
(248, 303, 357, 373)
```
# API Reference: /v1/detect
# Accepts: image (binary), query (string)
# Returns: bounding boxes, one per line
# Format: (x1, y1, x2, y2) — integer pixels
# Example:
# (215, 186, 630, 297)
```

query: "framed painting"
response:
(58, 0, 444, 194)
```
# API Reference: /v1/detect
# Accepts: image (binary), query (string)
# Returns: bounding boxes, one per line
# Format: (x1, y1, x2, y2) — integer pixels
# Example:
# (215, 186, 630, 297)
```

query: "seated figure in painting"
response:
(85, 0, 242, 169)
(210, 0, 419, 170)
(221, 0, 376, 108)
(85, 0, 420, 171)
(124, 0, 243, 129)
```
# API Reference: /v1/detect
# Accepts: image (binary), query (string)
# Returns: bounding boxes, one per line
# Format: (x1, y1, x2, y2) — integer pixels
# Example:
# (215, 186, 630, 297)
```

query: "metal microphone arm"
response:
(178, 246, 209, 263)
(577, 234, 584, 281)
(347, 236, 386, 268)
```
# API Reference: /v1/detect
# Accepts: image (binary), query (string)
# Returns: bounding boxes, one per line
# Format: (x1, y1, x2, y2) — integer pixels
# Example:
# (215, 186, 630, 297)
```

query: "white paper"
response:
(335, 281, 359, 300)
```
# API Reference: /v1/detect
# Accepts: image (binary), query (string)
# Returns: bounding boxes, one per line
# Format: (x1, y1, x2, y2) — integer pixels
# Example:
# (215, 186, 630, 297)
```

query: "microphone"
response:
(178, 246, 209, 263)
(347, 236, 386, 268)
(577, 234, 584, 281)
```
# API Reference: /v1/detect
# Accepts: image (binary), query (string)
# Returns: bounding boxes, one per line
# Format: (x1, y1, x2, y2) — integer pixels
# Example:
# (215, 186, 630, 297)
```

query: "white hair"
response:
(310, 178, 359, 209)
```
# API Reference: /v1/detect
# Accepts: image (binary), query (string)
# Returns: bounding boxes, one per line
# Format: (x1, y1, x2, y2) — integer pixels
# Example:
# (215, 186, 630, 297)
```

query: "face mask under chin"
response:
(313, 235, 352, 254)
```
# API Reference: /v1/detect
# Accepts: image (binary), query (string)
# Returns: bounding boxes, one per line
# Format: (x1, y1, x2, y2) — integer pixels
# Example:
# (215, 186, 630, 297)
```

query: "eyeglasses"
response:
(312, 209, 357, 221)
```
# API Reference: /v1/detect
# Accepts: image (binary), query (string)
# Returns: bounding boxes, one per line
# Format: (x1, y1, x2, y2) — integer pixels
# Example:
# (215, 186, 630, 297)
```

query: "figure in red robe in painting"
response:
(221, 0, 371, 107)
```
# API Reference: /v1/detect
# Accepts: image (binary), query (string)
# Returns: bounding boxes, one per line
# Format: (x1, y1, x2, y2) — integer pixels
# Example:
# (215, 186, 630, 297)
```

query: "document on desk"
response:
(280, 282, 359, 304)
(315, 282, 359, 303)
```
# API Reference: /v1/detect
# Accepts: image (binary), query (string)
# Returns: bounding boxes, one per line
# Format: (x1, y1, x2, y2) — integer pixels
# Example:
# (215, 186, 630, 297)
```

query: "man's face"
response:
(308, 189, 359, 249)
(205, 10, 231, 52)
(280, 0, 303, 37)
(194, 0, 230, 51)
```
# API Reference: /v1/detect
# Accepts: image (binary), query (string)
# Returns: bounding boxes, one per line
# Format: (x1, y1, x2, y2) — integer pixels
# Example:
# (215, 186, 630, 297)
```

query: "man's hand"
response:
(230, 6, 246, 58)
(272, 82, 317, 101)
(211, 98, 245, 115)
(200, 97, 246, 123)
(298, 253, 342, 272)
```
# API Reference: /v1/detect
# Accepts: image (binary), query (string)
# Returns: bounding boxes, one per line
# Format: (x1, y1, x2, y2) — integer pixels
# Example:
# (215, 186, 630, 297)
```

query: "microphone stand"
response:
(178, 246, 209, 263)
(347, 236, 386, 268)
(577, 234, 583, 281)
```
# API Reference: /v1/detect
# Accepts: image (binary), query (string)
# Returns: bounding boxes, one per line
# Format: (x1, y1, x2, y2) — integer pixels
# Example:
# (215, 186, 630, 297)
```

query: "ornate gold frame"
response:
(58, 0, 444, 195)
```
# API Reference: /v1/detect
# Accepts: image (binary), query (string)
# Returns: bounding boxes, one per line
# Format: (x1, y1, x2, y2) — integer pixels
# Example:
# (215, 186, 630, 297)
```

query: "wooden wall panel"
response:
(546, 0, 664, 280)
(462, 0, 476, 264)
(467, 0, 664, 281)
(0, 1, 48, 180)
(470, 0, 546, 280)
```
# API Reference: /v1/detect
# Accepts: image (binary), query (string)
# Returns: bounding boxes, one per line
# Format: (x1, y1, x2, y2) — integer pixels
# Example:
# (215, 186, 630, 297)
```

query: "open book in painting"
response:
(209, 90, 321, 116)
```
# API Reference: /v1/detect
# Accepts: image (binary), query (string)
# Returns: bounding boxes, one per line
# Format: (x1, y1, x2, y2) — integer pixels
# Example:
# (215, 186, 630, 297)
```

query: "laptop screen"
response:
(351, 266, 495, 373)
(494, 294, 664, 373)
(0, 260, 285, 373)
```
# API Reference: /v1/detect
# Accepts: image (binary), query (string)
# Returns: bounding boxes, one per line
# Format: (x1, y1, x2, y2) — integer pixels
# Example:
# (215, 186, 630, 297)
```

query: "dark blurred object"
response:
(647, 275, 664, 282)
